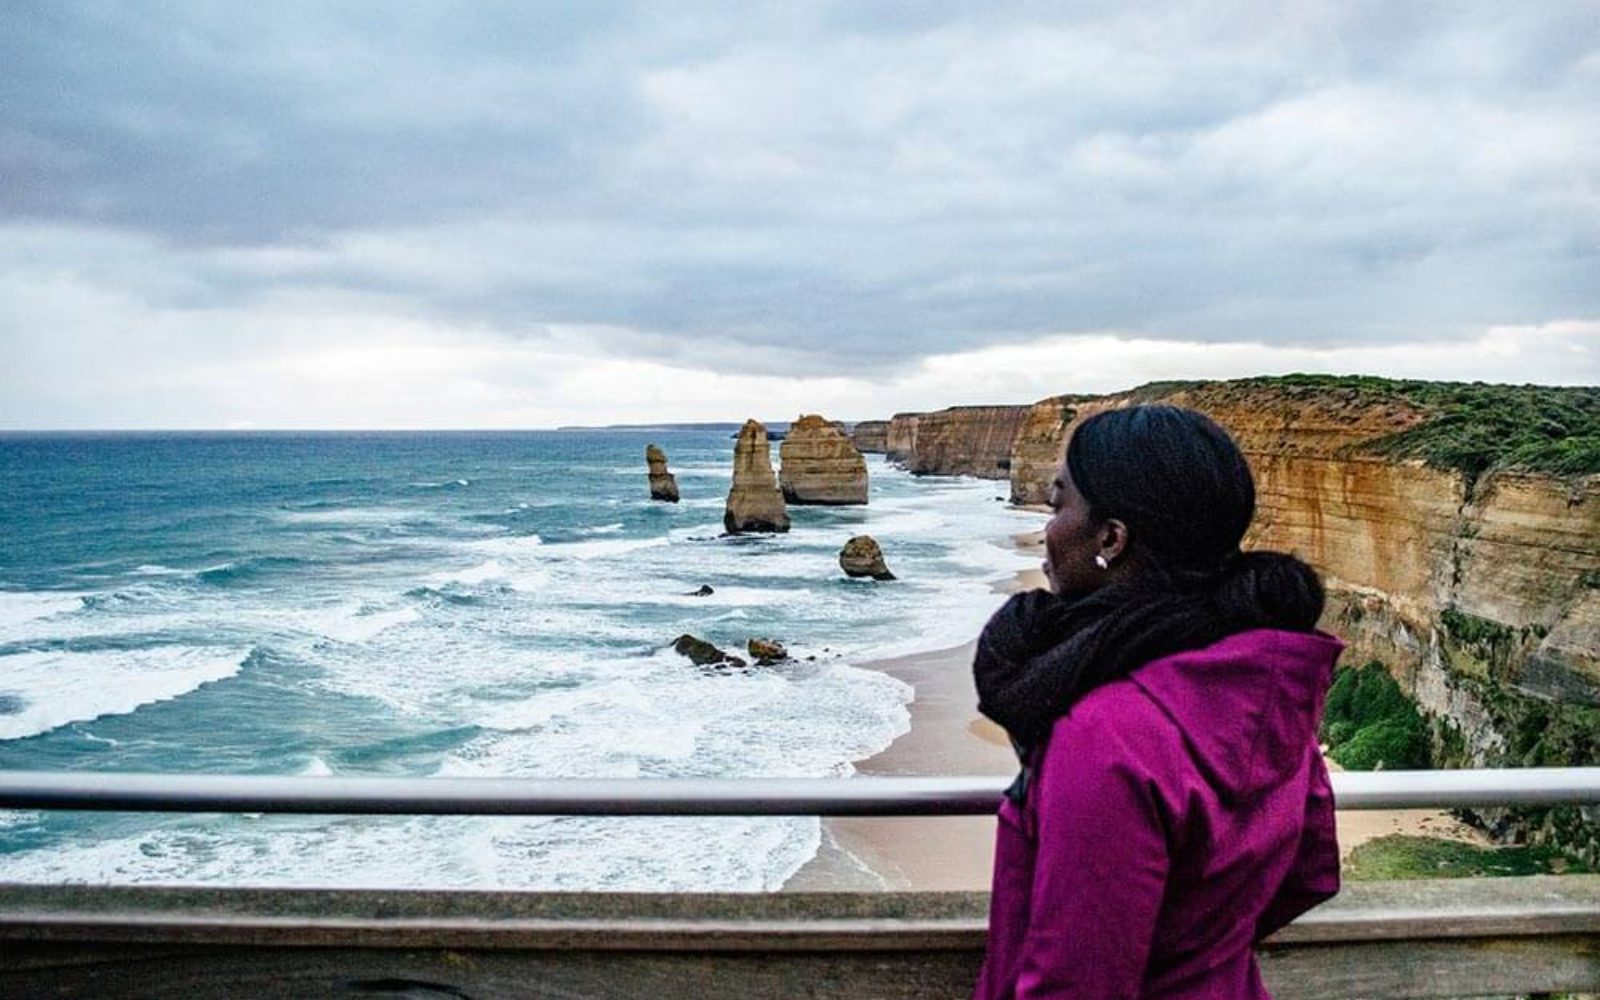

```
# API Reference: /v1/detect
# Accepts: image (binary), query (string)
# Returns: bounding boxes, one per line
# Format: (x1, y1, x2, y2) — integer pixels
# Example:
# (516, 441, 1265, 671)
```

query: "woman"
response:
(973, 405, 1341, 1000)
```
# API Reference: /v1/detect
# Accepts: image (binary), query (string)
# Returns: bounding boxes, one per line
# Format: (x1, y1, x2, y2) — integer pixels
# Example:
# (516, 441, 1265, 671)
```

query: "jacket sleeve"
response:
(1017, 694, 1175, 1000)
(1254, 747, 1341, 941)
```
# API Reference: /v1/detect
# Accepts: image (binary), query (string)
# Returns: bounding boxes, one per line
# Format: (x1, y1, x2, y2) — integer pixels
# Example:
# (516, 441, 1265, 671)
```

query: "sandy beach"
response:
(786, 531, 1043, 891)
(783, 637, 1017, 891)
(785, 527, 1484, 891)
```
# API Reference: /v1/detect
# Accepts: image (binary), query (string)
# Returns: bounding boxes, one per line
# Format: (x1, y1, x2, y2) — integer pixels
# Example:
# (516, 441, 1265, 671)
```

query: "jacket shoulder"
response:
(1053, 678, 1180, 741)
(1034, 680, 1196, 838)
(1043, 680, 1189, 778)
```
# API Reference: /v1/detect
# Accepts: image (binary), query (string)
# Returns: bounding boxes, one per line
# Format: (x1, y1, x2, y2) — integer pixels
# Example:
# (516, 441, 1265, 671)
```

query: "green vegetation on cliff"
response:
(1229, 374, 1600, 478)
(1321, 661, 1431, 771)
(1424, 670, 1600, 869)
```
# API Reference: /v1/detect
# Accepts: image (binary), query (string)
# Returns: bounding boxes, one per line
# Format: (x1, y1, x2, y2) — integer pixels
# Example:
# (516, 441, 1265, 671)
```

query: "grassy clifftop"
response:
(1213, 374, 1600, 478)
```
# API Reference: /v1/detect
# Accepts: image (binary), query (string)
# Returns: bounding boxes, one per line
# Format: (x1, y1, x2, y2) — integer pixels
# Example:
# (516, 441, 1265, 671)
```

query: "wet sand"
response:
(783, 638, 1016, 891)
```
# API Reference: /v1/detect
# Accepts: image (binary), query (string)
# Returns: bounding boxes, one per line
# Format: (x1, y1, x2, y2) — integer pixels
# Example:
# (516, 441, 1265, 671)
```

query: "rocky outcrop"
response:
(851, 421, 889, 454)
(779, 414, 869, 505)
(1006, 376, 1600, 855)
(885, 413, 920, 465)
(894, 406, 1029, 479)
(646, 444, 680, 503)
(672, 634, 746, 668)
(724, 419, 790, 534)
(839, 535, 895, 581)
(747, 638, 788, 664)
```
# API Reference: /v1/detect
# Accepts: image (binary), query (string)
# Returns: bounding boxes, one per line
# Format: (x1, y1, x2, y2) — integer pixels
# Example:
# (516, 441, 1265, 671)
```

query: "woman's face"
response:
(1042, 466, 1105, 597)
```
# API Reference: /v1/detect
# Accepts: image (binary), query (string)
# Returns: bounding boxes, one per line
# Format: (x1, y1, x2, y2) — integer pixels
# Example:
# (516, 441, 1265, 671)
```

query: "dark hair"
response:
(976, 405, 1325, 747)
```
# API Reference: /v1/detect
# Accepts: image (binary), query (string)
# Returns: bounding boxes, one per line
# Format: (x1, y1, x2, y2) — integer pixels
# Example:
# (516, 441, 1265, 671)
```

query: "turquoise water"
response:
(0, 431, 1040, 889)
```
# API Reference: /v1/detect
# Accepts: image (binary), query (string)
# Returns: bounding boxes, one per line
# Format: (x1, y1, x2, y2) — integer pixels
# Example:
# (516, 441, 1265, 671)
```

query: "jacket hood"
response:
(1129, 628, 1343, 802)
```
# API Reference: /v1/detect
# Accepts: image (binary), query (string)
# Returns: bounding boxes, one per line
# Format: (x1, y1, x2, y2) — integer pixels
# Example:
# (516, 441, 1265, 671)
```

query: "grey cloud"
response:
(1, 1, 1597, 384)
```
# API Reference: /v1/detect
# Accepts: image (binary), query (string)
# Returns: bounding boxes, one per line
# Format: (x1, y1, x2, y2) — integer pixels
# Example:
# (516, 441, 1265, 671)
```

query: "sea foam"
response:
(0, 646, 248, 740)
(0, 591, 86, 634)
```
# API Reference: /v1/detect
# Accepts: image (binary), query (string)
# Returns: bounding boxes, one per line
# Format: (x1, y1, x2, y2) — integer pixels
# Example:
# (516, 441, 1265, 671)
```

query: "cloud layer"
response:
(2, 2, 1596, 426)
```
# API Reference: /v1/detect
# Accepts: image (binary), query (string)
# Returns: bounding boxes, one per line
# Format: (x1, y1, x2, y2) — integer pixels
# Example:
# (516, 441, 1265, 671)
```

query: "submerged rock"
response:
(688, 584, 715, 597)
(840, 535, 895, 581)
(646, 443, 680, 503)
(671, 634, 746, 668)
(779, 414, 869, 505)
(724, 420, 790, 534)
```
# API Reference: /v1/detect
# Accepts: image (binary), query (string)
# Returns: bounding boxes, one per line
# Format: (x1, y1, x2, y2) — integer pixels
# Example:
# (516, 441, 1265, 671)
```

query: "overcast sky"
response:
(2, 2, 1596, 428)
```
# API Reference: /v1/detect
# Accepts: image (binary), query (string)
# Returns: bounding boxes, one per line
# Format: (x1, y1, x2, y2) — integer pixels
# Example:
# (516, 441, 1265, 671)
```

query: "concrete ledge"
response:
(1, 877, 1597, 998)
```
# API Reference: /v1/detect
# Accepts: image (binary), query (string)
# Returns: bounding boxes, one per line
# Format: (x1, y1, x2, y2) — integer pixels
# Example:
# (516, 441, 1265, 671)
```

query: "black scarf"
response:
(973, 578, 1236, 803)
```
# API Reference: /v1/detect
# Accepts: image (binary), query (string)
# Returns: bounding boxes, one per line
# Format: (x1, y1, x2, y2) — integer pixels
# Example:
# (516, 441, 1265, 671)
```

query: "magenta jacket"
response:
(975, 628, 1343, 1000)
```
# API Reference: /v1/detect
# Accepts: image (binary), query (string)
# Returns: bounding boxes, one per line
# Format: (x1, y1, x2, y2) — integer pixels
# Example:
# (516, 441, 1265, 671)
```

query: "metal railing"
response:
(3, 766, 1600, 815)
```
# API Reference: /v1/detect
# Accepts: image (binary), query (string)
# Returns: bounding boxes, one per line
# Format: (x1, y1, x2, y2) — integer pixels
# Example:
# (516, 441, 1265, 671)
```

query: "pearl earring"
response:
(1094, 554, 1110, 570)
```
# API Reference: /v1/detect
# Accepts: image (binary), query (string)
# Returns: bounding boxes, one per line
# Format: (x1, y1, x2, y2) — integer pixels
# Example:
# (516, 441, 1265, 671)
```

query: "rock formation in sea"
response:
(672, 634, 746, 668)
(747, 638, 788, 664)
(839, 535, 895, 581)
(850, 420, 889, 454)
(778, 414, 869, 505)
(724, 419, 791, 534)
(646, 443, 680, 503)
(1002, 375, 1600, 859)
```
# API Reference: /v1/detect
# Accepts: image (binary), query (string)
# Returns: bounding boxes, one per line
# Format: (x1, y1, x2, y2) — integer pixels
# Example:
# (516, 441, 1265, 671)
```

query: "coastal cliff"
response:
(1009, 395, 1103, 505)
(1002, 376, 1600, 856)
(885, 413, 920, 465)
(889, 406, 1029, 480)
(850, 421, 889, 454)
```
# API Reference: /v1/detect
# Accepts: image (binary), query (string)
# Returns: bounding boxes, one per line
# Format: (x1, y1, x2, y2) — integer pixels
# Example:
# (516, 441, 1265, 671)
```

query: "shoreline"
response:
(784, 526, 1486, 891)
(782, 637, 1017, 891)
(784, 536, 1046, 892)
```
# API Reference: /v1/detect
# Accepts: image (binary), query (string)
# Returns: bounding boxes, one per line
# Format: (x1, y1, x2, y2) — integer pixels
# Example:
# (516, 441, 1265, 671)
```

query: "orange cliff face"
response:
(885, 413, 920, 466)
(890, 405, 1029, 480)
(1005, 381, 1600, 765)
(849, 420, 889, 454)
(1009, 395, 1114, 505)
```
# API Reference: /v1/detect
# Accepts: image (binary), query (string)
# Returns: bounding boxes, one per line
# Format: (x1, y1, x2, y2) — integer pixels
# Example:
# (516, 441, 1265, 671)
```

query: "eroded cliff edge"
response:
(1003, 377, 1600, 856)
(885, 405, 1029, 480)
(849, 420, 889, 454)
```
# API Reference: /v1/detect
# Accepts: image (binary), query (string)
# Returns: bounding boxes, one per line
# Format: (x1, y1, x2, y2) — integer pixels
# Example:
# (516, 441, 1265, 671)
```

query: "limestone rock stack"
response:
(724, 419, 790, 533)
(645, 443, 680, 502)
(779, 414, 869, 505)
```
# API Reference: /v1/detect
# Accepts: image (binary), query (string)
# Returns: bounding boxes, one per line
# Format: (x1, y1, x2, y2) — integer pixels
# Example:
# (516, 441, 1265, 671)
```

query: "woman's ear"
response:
(1100, 518, 1130, 563)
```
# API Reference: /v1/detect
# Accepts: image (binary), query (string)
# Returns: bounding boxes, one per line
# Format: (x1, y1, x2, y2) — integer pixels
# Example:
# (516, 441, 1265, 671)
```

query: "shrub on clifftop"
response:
(1238, 374, 1600, 478)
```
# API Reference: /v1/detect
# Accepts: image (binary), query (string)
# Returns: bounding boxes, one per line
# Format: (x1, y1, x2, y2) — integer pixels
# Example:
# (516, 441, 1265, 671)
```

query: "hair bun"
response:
(1213, 550, 1324, 632)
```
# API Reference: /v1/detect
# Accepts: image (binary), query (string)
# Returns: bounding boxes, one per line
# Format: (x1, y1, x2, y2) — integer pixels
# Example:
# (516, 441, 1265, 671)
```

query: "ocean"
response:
(0, 430, 1041, 890)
